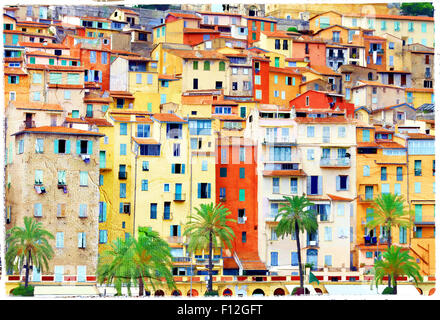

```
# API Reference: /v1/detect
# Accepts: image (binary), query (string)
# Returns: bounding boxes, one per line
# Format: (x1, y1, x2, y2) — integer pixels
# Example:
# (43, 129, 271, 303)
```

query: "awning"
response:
(34, 285, 100, 297)
(324, 284, 422, 296)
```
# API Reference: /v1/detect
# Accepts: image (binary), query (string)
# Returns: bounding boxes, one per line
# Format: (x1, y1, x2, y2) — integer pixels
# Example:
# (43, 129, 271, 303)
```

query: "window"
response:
(396, 167, 403, 181)
(307, 149, 314, 161)
(414, 182, 421, 194)
(198, 183, 211, 199)
(239, 189, 245, 201)
(239, 168, 245, 179)
(78, 232, 86, 248)
(120, 123, 128, 136)
(272, 177, 280, 194)
(33, 92, 41, 101)
(120, 183, 126, 198)
(336, 175, 349, 191)
(270, 252, 278, 266)
(307, 176, 322, 195)
(56, 232, 64, 248)
(173, 143, 180, 157)
(307, 126, 315, 137)
(324, 227, 332, 241)
(381, 183, 390, 194)
(120, 144, 127, 155)
(79, 204, 87, 218)
(242, 232, 247, 243)
(142, 161, 149, 171)
(414, 160, 422, 176)
(338, 126, 346, 138)
(415, 204, 422, 222)
(79, 171, 88, 186)
(219, 61, 225, 71)
(150, 203, 157, 219)
(171, 163, 185, 174)
(141, 179, 148, 191)
(54, 139, 70, 154)
(202, 160, 208, 171)
(8, 75, 19, 84)
(220, 167, 227, 177)
(204, 61, 210, 71)
(381, 167, 387, 181)
(137, 124, 150, 138)
(290, 178, 298, 194)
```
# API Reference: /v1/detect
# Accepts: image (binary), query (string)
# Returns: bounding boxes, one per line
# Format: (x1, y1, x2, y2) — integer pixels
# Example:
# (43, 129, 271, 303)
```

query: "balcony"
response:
(168, 236, 183, 244)
(364, 236, 377, 246)
(118, 171, 127, 179)
(358, 194, 377, 202)
(262, 136, 297, 146)
(172, 257, 191, 263)
(237, 217, 247, 224)
(320, 157, 351, 168)
(307, 240, 319, 247)
(414, 216, 435, 226)
(219, 196, 226, 202)
(369, 48, 384, 55)
(174, 193, 186, 201)
(20, 120, 36, 130)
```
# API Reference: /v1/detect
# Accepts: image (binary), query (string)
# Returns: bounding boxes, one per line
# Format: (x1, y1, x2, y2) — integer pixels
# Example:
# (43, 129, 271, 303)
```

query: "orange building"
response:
(216, 137, 264, 275)
(268, 67, 301, 107)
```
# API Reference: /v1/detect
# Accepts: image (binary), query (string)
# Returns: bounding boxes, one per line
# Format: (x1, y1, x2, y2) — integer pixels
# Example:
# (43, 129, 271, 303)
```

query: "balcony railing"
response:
(237, 217, 247, 224)
(320, 157, 351, 167)
(118, 171, 127, 179)
(219, 196, 226, 202)
(20, 120, 36, 130)
(263, 136, 297, 145)
(168, 236, 183, 244)
(369, 48, 384, 55)
(172, 257, 191, 263)
(414, 216, 435, 225)
(174, 193, 186, 201)
(358, 194, 377, 202)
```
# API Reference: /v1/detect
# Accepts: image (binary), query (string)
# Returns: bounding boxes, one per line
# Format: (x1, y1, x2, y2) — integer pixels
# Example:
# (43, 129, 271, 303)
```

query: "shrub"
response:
(11, 285, 34, 296)
(204, 290, 219, 296)
(291, 287, 310, 296)
(382, 287, 395, 295)
(287, 27, 298, 32)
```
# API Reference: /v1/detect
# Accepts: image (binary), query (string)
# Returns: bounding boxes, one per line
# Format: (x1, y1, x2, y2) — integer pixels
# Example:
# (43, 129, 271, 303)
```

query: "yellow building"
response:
(406, 88, 434, 109)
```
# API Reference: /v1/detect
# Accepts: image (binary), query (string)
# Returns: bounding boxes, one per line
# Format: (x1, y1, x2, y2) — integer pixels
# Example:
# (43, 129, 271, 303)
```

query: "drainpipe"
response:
(405, 136, 411, 248)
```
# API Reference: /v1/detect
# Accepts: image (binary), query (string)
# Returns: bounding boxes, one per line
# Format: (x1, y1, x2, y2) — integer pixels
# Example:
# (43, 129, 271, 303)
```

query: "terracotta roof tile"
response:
(269, 66, 301, 75)
(132, 137, 160, 145)
(236, 252, 267, 271)
(65, 117, 88, 124)
(13, 102, 63, 112)
(47, 84, 84, 89)
(18, 41, 69, 49)
(223, 257, 239, 269)
(183, 28, 220, 34)
(109, 91, 134, 98)
(13, 126, 104, 136)
(406, 133, 435, 140)
(85, 118, 113, 127)
(327, 194, 355, 201)
(357, 142, 379, 147)
(261, 30, 291, 38)
(309, 64, 341, 76)
(378, 141, 406, 149)
(213, 115, 244, 121)
(158, 74, 180, 80)
(152, 113, 186, 123)
(109, 109, 151, 115)
(4, 67, 27, 75)
(167, 12, 202, 20)
(26, 64, 85, 72)
(262, 170, 306, 177)
(166, 49, 227, 60)
(354, 80, 403, 89)
(83, 94, 113, 103)
(405, 88, 434, 93)
(294, 116, 352, 124)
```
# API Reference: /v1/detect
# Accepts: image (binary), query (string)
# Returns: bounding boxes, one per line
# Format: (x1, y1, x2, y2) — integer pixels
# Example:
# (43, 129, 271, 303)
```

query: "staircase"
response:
(409, 241, 432, 276)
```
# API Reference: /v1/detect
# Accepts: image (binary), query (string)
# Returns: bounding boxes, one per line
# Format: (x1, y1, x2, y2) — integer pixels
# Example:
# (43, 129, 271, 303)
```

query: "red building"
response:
(290, 90, 355, 117)
(252, 55, 270, 104)
(246, 16, 277, 47)
(183, 28, 221, 46)
(364, 35, 387, 72)
(216, 138, 259, 257)
(290, 37, 327, 67)
(63, 35, 112, 91)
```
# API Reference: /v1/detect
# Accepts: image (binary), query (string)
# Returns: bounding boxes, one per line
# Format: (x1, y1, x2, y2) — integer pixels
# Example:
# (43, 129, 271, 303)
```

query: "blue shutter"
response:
(171, 164, 175, 173)
(336, 176, 341, 191)
(307, 176, 311, 195)
(103, 202, 107, 221)
(54, 140, 59, 154)
(76, 140, 81, 154)
(182, 164, 185, 174)
(87, 140, 93, 155)
(207, 183, 211, 198)
(170, 225, 173, 236)
(198, 183, 201, 198)
(177, 225, 181, 237)
(119, 202, 123, 213)
(65, 140, 71, 154)
(318, 176, 323, 195)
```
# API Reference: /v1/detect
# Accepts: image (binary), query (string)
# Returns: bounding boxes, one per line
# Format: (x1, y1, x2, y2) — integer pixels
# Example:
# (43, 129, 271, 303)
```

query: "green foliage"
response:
(373, 246, 423, 294)
(287, 27, 298, 32)
(291, 287, 309, 295)
(382, 287, 394, 295)
(11, 284, 34, 296)
(96, 229, 175, 296)
(400, 3, 433, 17)
(204, 290, 219, 296)
(184, 203, 235, 291)
(6, 217, 55, 287)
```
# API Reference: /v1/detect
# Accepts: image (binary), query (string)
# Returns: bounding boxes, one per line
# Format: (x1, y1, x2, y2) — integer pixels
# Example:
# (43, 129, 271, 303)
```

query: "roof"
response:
(109, 91, 134, 99)
(405, 88, 434, 93)
(213, 115, 244, 121)
(4, 67, 27, 75)
(85, 118, 113, 127)
(327, 194, 355, 202)
(223, 257, 239, 269)
(378, 141, 406, 149)
(294, 116, 352, 124)
(345, 13, 434, 22)
(269, 66, 301, 75)
(309, 65, 341, 76)
(13, 102, 63, 112)
(236, 252, 267, 271)
(158, 74, 180, 81)
(64, 117, 88, 124)
(405, 133, 435, 140)
(183, 28, 220, 34)
(132, 137, 160, 145)
(18, 42, 69, 49)
(166, 49, 228, 61)
(370, 103, 415, 113)
(353, 80, 404, 90)
(12, 126, 104, 137)
(26, 64, 85, 72)
(261, 31, 291, 38)
(167, 12, 202, 20)
(357, 142, 379, 148)
(262, 170, 306, 177)
(83, 94, 113, 103)
(119, 8, 139, 16)
(151, 113, 186, 123)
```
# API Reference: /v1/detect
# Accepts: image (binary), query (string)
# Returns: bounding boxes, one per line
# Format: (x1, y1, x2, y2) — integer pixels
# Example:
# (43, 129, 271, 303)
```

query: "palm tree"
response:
(184, 203, 235, 293)
(366, 193, 413, 287)
(274, 195, 318, 293)
(373, 246, 423, 294)
(5, 216, 55, 288)
(134, 227, 175, 296)
(96, 237, 134, 296)
(97, 230, 175, 297)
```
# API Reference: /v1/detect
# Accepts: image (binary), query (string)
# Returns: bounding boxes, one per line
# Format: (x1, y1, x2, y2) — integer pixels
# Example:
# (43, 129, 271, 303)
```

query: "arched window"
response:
(252, 288, 265, 296)
(274, 288, 285, 296)
(219, 61, 225, 71)
(223, 288, 233, 296)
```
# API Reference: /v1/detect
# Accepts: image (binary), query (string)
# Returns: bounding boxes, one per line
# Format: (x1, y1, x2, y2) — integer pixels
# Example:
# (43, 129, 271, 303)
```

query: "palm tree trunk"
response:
(138, 277, 144, 296)
(387, 226, 392, 288)
(392, 278, 397, 295)
(208, 232, 213, 292)
(24, 251, 31, 288)
(295, 220, 304, 292)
